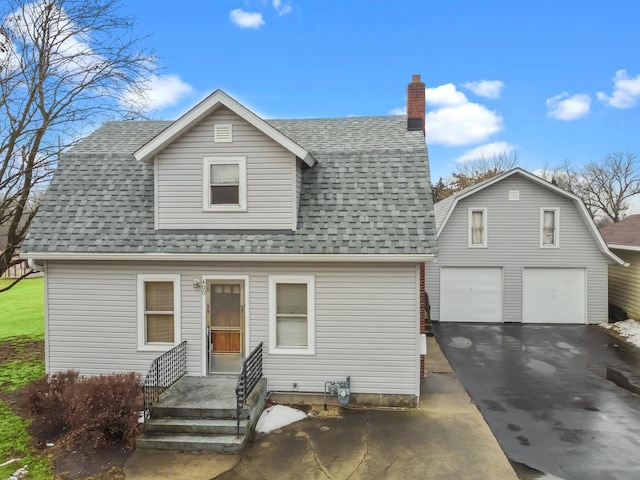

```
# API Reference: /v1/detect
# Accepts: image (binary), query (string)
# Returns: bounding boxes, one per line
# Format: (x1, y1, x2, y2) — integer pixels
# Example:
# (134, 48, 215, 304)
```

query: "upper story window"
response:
(468, 208, 487, 248)
(541, 208, 559, 247)
(203, 157, 247, 212)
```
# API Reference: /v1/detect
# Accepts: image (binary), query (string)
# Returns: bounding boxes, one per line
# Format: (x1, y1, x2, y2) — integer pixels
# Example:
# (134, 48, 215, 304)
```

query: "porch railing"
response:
(143, 340, 187, 422)
(235, 342, 263, 435)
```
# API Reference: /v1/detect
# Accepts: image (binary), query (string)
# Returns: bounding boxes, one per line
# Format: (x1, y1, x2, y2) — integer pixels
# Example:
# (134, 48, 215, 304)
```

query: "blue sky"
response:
(120, 0, 640, 182)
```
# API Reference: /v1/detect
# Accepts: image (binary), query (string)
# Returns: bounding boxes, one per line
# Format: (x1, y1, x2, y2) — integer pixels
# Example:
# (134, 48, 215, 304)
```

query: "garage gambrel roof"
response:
(434, 167, 626, 266)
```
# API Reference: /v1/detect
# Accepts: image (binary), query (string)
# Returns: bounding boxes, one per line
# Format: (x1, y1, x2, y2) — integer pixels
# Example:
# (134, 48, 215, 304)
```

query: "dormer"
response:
(134, 91, 315, 231)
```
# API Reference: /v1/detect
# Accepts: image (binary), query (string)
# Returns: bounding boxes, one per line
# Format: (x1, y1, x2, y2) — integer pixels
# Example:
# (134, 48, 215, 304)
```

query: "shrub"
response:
(27, 371, 142, 448)
(27, 370, 79, 430)
(62, 372, 143, 448)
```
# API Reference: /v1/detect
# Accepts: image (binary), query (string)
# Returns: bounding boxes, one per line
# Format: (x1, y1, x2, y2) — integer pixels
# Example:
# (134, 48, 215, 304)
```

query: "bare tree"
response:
(0, 0, 156, 291)
(543, 153, 640, 224)
(432, 151, 519, 203)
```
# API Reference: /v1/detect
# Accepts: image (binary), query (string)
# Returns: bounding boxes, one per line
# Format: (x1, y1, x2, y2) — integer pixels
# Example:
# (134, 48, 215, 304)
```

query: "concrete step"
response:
(151, 405, 248, 419)
(137, 432, 247, 453)
(145, 417, 249, 435)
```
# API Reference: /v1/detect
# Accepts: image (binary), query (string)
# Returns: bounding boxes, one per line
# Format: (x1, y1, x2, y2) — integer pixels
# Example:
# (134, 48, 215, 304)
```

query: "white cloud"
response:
(230, 9, 265, 28)
(392, 82, 504, 146)
(120, 74, 194, 113)
(546, 92, 591, 121)
(426, 102, 503, 146)
(273, 0, 293, 15)
(425, 83, 468, 107)
(462, 80, 504, 99)
(455, 142, 516, 163)
(597, 70, 640, 108)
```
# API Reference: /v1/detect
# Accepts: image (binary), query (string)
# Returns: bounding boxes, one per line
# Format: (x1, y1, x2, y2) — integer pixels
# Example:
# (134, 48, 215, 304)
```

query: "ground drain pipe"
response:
(324, 376, 351, 410)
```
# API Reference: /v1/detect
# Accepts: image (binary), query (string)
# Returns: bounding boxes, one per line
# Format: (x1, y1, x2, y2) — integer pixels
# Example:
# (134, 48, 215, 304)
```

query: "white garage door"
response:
(522, 268, 586, 324)
(440, 267, 502, 322)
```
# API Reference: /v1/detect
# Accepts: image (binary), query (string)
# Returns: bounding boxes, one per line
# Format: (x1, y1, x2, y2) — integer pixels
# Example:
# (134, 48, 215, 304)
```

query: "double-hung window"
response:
(137, 274, 181, 350)
(269, 275, 315, 355)
(541, 208, 559, 247)
(468, 208, 487, 247)
(203, 157, 247, 211)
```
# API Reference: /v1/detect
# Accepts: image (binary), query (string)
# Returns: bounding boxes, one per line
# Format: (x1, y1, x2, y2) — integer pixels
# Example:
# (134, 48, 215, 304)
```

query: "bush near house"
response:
(28, 372, 143, 448)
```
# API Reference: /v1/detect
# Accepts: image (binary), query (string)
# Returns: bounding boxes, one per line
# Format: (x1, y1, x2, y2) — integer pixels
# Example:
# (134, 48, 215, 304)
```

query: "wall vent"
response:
(509, 190, 520, 201)
(214, 124, 232, 143)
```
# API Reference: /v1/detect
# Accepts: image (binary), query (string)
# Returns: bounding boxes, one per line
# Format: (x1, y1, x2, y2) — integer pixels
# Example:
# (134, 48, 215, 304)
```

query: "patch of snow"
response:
(600, 319, 640, 348)
(256, 405, 308, 434)
(0, 459, 20, 468)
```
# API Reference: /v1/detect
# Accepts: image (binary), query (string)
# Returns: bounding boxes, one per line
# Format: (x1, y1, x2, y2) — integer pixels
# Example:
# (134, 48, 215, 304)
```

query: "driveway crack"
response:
(346, 412, 371, 480)
(305, 432, 332, 479)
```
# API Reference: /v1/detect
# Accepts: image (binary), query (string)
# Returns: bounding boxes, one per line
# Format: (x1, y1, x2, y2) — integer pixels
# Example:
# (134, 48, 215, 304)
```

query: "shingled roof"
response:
(599, 214, 640, 249)
(22, 114, 437, 258)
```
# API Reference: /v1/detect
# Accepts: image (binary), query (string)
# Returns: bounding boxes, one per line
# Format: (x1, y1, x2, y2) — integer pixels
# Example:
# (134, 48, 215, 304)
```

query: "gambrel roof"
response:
(433, 168, 625, 265)
(22, 99, 437, 261)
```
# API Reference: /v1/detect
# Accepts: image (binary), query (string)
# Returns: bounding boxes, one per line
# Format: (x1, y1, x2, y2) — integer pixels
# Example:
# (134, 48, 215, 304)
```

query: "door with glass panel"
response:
(206, 280, 244, 374)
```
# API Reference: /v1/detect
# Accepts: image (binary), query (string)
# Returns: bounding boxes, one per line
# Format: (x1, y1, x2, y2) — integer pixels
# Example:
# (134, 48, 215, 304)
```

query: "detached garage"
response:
(426, 168, 626, 324)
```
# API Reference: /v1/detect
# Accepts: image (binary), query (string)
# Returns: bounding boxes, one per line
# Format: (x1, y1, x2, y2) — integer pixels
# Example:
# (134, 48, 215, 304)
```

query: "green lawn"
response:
(0, 277, 51, 479)
(0, 278, 45, 340)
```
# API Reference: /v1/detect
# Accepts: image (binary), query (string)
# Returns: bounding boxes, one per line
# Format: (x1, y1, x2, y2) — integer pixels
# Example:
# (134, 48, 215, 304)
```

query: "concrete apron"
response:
(125, 337, 518, 480)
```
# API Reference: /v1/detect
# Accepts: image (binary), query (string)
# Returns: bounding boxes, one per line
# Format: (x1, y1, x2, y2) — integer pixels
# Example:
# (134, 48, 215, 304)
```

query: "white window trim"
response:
(137, 274, 181, 352)
(268, 275, 315, 355)
(540, 207, 560, 248)
(202, 156, 247, 212)
(468, 208, 488, 248)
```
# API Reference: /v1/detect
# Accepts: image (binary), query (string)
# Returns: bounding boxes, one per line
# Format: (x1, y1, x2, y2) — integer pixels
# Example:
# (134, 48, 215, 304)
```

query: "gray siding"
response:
(45, 261, 420, 396)
(608, 249, 640, 319)
(426, 174, 612, 323)
(156, 106, 296, 230)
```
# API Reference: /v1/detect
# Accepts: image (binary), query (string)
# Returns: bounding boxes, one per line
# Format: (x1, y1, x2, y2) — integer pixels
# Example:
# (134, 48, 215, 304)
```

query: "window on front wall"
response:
(269, 275, 315, 355)
(137, 274, 181, 350)
(541, 208, 559, 247)
(468, 208, 487, 247)
(203, 157, 247, 211)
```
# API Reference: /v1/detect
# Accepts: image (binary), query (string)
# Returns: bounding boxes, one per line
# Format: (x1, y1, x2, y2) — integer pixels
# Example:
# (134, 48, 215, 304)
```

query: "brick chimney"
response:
(407, 74, 425, 134)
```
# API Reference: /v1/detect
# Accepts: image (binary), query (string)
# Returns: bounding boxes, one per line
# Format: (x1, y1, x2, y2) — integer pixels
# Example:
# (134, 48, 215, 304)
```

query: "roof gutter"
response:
(20, 252, 437, 263)
(607, 244, 640, 253)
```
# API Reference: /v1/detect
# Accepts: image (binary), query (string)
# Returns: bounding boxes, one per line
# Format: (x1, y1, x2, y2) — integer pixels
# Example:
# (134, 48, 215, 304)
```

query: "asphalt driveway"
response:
(433, 323, 640, 480)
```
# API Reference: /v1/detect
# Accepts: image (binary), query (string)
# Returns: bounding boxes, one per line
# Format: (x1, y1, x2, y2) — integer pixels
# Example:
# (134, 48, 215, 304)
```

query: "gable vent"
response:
(214, 124, 233, 143)
(509, 190, 520, 201)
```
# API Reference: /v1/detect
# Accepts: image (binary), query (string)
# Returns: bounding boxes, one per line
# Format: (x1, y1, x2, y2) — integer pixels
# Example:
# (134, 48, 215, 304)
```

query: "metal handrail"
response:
(235, 342, 263, 435)
(143, 340, 187, 422)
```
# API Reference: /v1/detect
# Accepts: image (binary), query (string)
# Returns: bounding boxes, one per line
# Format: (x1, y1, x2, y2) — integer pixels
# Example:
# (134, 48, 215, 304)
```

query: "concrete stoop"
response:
(137, 377, 267, 453)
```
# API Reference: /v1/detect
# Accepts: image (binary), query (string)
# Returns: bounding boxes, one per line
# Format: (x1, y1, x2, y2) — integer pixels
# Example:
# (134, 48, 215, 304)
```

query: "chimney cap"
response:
(411, 74, 422, 83)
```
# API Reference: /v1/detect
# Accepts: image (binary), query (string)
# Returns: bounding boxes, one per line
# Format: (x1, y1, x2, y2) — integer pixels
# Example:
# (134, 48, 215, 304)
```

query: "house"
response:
(426, 168, 625, 324)
(600, 214, 640, 320)
(21, 76, 436, 408)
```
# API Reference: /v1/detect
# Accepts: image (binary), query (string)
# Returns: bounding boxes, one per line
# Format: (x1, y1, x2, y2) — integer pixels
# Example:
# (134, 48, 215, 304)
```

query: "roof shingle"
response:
(22, 116, 437, 256)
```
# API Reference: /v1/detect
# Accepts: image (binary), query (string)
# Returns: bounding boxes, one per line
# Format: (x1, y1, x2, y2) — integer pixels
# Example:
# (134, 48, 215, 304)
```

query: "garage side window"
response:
(468, 208, 487, 248)
(540, 208, 559, 247)
(137, 274, 181, 351)
(269, 275, 315, 355)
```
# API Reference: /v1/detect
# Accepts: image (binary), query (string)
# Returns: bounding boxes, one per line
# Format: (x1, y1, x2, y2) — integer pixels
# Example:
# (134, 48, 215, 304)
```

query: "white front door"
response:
(440, 267, 503, 322)
(522, 268, 586, 324)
